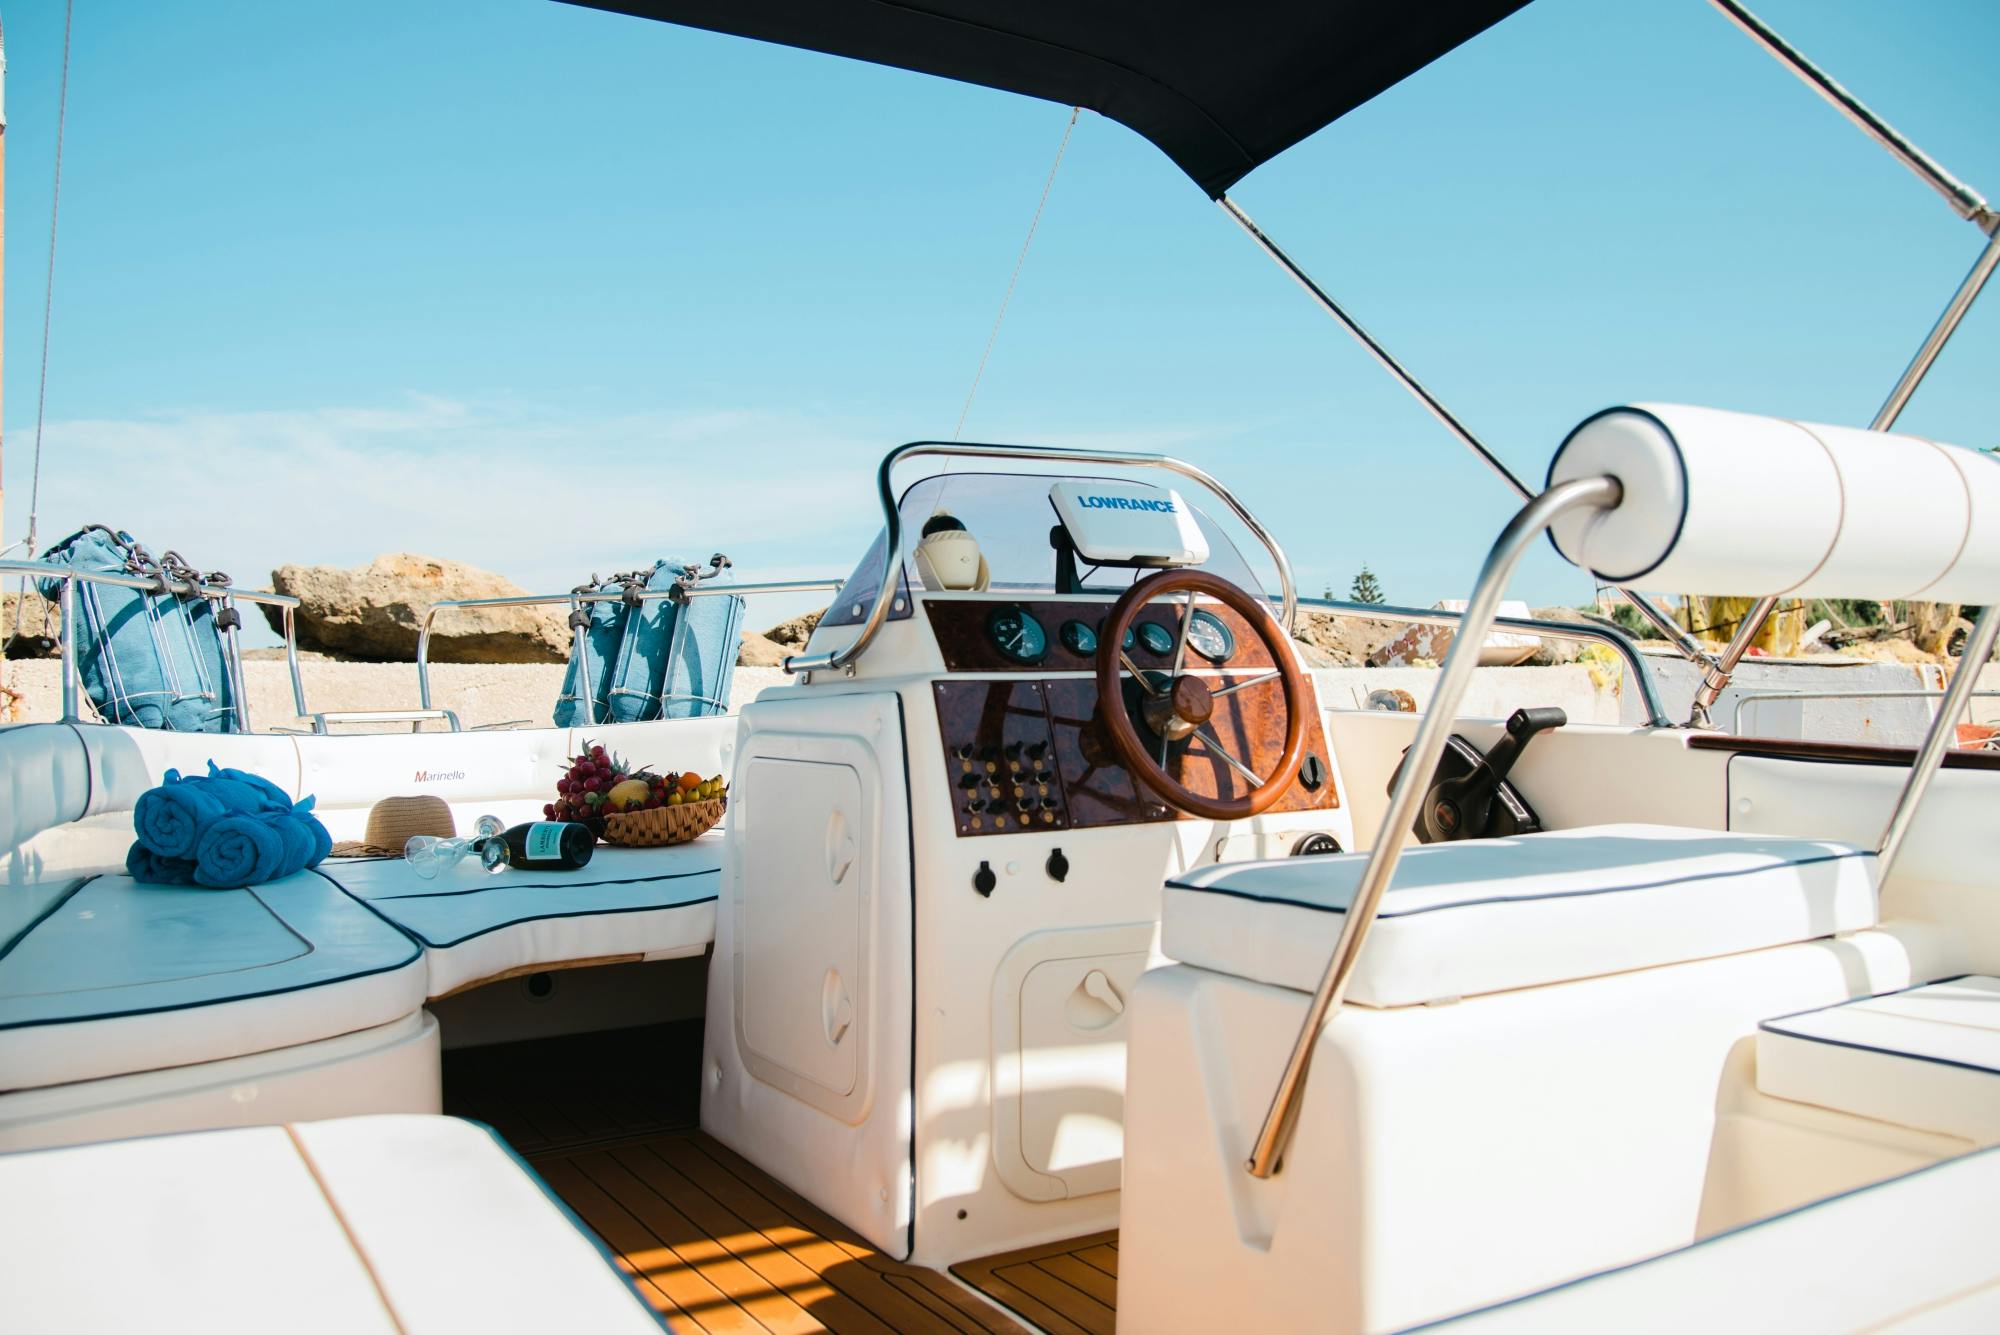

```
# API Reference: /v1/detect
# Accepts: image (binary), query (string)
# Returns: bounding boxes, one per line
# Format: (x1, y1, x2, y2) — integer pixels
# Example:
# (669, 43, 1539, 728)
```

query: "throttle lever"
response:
(1408, 705, 1567, 843)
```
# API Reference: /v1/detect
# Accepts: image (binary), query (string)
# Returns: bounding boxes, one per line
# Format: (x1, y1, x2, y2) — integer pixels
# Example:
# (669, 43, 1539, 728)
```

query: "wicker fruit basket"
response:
(603, 797, 726, 848)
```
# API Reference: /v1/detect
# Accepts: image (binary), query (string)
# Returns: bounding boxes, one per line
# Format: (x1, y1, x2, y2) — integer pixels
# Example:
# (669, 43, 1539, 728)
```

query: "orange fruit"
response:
(677, 771, 702, 792)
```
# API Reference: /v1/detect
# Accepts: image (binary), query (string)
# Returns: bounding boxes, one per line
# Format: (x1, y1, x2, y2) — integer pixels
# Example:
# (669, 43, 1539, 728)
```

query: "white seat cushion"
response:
(1757, 975, 2000, 1144)
(0, 1116, 667, 1333)
(320, 838, 722, 997)
(0, 871, 426, 1090)
(1416, 1142, 2000, 1332)
(1164, 824, 1878, 1007)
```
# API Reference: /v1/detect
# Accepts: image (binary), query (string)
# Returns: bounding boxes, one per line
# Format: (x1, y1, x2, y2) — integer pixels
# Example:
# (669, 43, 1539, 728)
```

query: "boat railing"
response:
(412, 578, 846, 729)
(785, 441, 1299, 680)
(0, 558, 307, 734)
(1294, 596, 1673, 729)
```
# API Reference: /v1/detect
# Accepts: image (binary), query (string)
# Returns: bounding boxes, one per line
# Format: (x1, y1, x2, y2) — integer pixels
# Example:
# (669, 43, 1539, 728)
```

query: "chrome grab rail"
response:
(1245, 476, 1623, 1179)
(1878, 606, 2000, 882)
(0, 559, 306, 734)
(312, 708, 463, 735)
(1294, 597, 1671, 728)
(1728, 688, 2000, 736)
(785, 441, 1299, 678)
(415, 579, 845, 719)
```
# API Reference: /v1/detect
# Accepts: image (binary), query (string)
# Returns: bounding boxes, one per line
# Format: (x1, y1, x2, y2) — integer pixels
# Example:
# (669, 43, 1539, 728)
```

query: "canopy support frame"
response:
(1216, 194, 1715, 680)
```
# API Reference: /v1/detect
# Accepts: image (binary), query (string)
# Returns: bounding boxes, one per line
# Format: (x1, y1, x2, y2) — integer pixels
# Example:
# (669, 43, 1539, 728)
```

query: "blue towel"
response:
(194, 814, 290, 888)
(133, 771, 230, 859)
(129, 763, 332, 888)
(126, 843, 198, 886)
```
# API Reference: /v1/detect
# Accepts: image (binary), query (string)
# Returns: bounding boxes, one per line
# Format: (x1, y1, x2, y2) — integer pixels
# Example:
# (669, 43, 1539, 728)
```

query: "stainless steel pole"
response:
(1707, 0, 1996, 233)
(1217, 195, 1716, 676)
(1245, 474, 1623, 1178)
(58, 573, 77, 722)
(1876, 604, 1999, 884)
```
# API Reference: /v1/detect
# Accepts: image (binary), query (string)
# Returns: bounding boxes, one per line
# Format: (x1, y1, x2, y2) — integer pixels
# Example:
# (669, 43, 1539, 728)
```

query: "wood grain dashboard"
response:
(923, 598, 1279, 675)
(932, 674, 1339, 836)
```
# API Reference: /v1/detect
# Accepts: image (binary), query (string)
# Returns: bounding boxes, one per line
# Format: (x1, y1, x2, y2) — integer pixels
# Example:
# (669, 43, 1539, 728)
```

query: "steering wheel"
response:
(1095, 569, 1309, 821)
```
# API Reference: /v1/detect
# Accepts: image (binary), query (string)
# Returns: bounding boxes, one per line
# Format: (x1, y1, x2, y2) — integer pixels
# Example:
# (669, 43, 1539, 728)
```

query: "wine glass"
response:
(404, 814, 507, 879)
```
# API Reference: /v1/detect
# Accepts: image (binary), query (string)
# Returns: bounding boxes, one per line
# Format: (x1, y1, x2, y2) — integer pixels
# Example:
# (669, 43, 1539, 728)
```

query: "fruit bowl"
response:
(603, 797, 726, 848)
(549, 742, 729, 838)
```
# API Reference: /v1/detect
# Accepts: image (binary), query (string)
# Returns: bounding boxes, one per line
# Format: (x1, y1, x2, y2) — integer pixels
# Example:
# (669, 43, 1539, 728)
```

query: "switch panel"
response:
(933, 680, 1070, 837)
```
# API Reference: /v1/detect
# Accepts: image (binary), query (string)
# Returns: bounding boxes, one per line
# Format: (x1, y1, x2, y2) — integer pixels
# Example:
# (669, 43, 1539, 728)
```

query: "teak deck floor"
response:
(533, 1130, 1029, 1334)
(951, 1233, 1120, 1335)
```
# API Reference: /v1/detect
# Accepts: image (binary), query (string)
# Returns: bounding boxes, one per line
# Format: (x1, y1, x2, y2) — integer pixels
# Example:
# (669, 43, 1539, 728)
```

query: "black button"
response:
(1046, 848, 1070, 883)
(1300, 754, 1327, 792)
(973, 862, 997, 897)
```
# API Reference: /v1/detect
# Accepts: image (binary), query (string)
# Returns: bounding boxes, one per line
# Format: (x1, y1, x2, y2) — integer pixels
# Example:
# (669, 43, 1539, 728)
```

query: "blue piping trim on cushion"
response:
(1397, 1140, 2000, 1331)
(467, 1118, 678, 1332)
(1164, 849, 1874, 920)
(358, 868, 720, 904)
(0, 876, 93, 962)
(398, 894, 720, 951)
(1541, 405, 1690, 584)
(1759, 974, 1997, 1076)
(0, 878, 423, 1032)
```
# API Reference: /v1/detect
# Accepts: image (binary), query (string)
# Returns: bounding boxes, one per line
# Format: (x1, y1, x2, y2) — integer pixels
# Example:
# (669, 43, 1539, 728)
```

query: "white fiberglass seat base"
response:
(0, 1115, 667, 1333)
(1416, 1142, 2000, 1333)
(1119, 824, 1938, 1334)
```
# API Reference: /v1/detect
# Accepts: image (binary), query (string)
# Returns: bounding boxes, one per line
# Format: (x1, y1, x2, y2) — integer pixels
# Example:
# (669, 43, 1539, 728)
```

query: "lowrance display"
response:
(1049, 480, 1210, 568)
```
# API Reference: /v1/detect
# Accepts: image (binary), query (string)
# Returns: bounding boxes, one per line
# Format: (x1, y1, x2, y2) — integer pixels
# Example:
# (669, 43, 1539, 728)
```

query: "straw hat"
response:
(329, 795, 457, 859)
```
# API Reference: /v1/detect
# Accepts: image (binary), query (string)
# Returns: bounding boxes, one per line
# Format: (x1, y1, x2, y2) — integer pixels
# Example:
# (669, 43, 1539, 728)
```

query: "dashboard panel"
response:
(924, 598, 1280, 675)
(927, 594, 1340, 837)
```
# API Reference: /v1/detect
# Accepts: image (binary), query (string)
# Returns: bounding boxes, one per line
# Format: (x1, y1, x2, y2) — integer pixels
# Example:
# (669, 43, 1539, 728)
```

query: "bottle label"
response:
(525, 822, 567, 861)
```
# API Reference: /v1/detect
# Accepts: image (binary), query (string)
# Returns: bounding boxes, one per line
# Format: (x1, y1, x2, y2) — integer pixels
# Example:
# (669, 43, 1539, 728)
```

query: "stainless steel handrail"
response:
(784, 441, 1299, 678)
(1294, 597, 1671, 728)
(415, 579, 845, 716)
(0, 559, 307, 733)
(1728, 688, 2000, 735)
(312, 708, 463, 735)
(1878, 605, 2000, 882)
(1245, 475, 1623, 1179)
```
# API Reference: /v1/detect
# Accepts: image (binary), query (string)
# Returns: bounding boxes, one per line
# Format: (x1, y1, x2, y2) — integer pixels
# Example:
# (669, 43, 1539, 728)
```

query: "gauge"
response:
(1122, 625, 1136, 651)
(987, 606, 1049, 665)
(1136, 621, 1176, 657)
(1187, 609, 1236, 663)
(1060, 620, 1098, 656)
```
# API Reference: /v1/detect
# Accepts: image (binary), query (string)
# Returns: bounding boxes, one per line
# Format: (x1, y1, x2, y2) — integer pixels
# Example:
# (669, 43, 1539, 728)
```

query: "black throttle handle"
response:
(1481, 707, 1567, 786)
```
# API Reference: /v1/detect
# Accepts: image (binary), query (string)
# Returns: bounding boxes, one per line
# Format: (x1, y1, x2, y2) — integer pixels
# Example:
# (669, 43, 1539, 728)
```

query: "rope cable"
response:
(951, 106, 1079, 442)
(26, 0, 76, 558)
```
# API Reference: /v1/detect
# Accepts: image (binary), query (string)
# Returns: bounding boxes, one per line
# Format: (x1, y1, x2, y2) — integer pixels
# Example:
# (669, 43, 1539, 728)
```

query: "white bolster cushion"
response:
(1547, 402, 2000, 600)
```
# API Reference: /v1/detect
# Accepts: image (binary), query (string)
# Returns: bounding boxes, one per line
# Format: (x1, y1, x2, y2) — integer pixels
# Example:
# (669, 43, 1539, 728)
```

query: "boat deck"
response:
(535, 1130, 1023, 1333)
(447, 1021, 1122, 1333)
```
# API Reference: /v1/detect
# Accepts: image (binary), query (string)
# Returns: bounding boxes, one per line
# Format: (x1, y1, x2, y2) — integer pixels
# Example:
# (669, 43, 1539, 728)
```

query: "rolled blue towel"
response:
(126, 842, 198, 886)
(297, 808, 333, 868)
(199, 761, 295, 815)
(133, 769, 229, 859)
(194, 813, 289, 888)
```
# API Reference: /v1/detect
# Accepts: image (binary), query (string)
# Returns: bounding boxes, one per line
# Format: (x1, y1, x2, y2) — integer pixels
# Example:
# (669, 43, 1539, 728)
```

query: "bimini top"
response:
(559, 0, 1532, 198)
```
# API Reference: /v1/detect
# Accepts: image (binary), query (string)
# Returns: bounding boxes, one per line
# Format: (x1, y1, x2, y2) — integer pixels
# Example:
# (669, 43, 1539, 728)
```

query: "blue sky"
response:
(3, 0, 1996, 640)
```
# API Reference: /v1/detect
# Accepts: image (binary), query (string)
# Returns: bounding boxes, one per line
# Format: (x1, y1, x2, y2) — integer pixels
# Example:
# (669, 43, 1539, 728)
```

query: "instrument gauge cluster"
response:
(986, 605, 1049, 665)
(1187, 609, 1236, 662)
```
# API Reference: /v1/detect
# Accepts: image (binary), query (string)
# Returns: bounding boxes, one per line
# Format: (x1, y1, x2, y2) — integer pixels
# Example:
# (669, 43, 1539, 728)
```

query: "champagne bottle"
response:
(479, 821, 597, 871)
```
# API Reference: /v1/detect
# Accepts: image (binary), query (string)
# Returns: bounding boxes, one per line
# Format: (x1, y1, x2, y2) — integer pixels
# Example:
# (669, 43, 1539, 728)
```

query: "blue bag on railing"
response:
(662, 577, 744, 719)
(550, 556, 742, 726)
(553, 575, 627, 728)
(36, 526, 238, 732)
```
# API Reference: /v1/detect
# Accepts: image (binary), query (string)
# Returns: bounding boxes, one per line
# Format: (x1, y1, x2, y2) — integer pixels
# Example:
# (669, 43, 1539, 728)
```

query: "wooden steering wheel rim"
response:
(1094, 569, 1309, 821)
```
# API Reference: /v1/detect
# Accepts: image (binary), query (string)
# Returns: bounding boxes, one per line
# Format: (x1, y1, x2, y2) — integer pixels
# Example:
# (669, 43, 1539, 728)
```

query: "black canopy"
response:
(558, 1, 1531, 198)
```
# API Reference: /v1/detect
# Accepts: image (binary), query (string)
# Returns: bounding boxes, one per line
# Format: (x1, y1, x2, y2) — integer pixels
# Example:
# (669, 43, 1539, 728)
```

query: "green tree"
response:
(1350, 563, 1385, 605)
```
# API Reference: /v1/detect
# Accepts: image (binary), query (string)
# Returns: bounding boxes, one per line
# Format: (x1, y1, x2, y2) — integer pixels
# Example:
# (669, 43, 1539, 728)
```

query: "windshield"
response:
(824, 472, 1265, 627)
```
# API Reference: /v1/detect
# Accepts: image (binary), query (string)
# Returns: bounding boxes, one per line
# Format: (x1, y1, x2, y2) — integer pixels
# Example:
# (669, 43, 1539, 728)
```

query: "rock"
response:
(737, 631, 791, 667)
(1292, 611, 1401, 667)
(762, 609, 825, 650)
(0, 590, 61, 659)
(259, 554, 570, 664)
(1526, 607, 1594, 666)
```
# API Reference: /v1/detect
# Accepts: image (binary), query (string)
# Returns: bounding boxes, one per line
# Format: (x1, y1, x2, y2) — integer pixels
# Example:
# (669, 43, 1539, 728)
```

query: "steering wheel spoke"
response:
(1094, 568, 1309, 821)
(1193, 726, 1265, 789)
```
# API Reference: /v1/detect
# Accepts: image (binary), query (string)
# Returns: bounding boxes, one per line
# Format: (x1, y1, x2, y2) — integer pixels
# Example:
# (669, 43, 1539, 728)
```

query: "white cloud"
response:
(6, 395, 889, 641)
